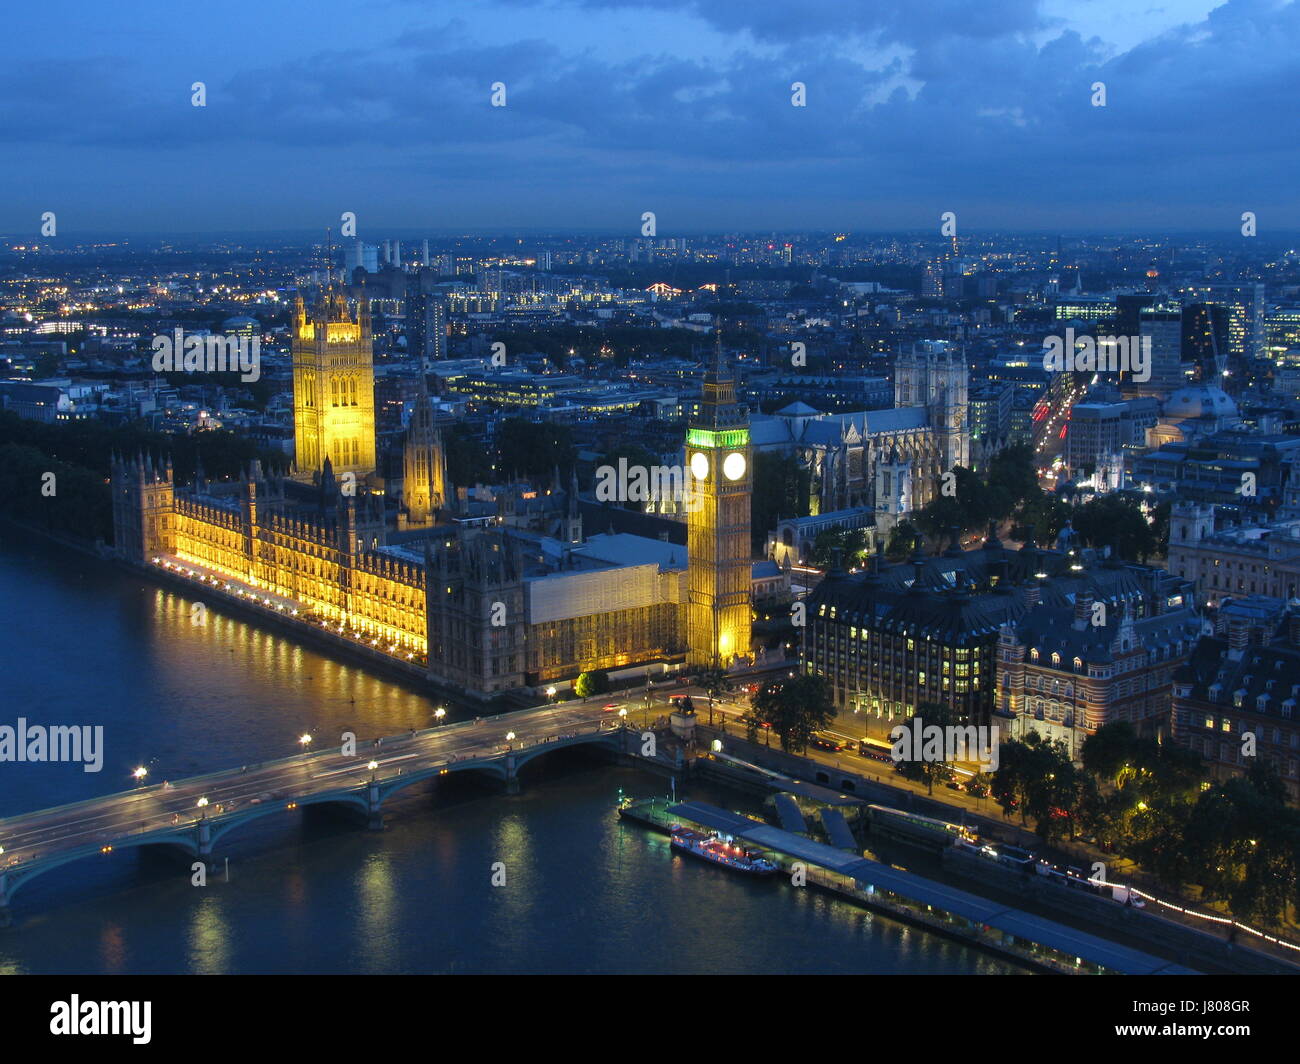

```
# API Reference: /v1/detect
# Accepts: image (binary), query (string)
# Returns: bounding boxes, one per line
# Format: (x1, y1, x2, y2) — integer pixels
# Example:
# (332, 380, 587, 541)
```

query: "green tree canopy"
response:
(808, 527, 871, 570)
(915, 466, 986, 546)
(885, 519, 922, 561)
(751, 451, 810, 552)
(495, 419, 575, 481)
(1072, 494, 1157, 561)
(749, 673, 836, 753)
(574, 669, 611, 699)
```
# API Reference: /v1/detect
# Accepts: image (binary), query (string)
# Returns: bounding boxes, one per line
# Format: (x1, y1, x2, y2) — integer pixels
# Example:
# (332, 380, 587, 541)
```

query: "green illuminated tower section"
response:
(686, 329, 751, 667)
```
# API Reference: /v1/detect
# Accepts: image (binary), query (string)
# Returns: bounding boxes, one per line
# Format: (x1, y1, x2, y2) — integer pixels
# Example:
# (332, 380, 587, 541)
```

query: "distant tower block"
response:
(686, 327, 752, 668)
(292, 286, 377, 477)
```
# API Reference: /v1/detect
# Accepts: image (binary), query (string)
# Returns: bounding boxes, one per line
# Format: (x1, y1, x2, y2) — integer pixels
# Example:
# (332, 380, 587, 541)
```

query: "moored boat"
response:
(669, 825, 778, 876)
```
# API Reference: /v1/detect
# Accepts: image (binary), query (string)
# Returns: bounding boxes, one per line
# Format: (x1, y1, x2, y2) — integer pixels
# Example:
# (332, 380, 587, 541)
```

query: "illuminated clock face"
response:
(723, 452, 747, 481)
(690, 452, 709, 480)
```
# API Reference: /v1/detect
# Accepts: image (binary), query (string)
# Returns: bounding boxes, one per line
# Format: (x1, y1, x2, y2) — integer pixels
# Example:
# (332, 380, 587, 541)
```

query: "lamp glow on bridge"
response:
(505, 731, 515, 742)
(299, 733, 313, 752)
(197, 797, 209, 809)
(434, 707, 446, 723)
(367, 760, 379, 772)
(132, 766, 148, 783)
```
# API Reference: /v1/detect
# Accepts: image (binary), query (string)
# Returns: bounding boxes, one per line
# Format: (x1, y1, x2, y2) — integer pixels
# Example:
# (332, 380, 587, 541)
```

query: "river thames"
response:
(0, 529, 1021, 974)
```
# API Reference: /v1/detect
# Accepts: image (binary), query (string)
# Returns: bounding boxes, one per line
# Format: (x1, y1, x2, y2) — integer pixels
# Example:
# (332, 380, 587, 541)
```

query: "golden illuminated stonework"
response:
(292, 286, 377, 477)
(686, 328, 752, 667)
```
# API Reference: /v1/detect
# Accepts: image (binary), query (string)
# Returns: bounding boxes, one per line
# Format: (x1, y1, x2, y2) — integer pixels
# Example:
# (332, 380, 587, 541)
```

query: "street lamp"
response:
(505, 731, 516, 742)
(618, 707, 628, 726)
(132, 766, 148, 785)
(434, 707, 446, 724)
(545, 686, 557, 702)
(299, 733, 313, 754)
(367, 759, 379, 781)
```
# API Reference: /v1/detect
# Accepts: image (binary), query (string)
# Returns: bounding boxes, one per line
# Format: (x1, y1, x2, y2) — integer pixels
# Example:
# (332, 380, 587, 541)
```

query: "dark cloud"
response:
(0, 0, 1297, 230)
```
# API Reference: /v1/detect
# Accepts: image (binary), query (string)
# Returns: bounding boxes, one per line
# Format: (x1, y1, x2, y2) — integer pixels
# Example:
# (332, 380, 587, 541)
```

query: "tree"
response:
(891, 702, 959, 794)
(915, 466, 986, 545)
(1011, 490, 1073, 546)
(885, 520, 922, 561)
(598, 442, 662, 510)
(750, 673, 836, 753)
(751, 451, 809, 552)
(985, 444, 1040, 516)
(1072, 494, 1157, 561)
(808, 527, 870, 570)
(442, 423, 493, 489)
(574, 669, 610, 699)
(990, 732, 1078, 839)
(495, 419, 575, 480)
(1080, 721, 1144, 785)
(1151, 499, 1172, 558)
(697, 666, 730, 725)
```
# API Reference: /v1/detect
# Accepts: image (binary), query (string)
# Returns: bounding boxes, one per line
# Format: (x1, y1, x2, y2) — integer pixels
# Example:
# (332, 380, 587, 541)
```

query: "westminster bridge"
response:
(0, 703, 680, 924)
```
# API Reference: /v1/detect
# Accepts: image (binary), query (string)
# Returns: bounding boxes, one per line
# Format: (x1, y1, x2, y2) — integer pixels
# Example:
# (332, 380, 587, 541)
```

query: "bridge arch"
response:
(1, 829, 202, 907)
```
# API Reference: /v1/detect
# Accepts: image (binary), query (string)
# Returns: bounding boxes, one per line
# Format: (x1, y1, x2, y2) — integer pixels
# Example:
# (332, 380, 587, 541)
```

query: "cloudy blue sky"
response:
(0, 0, 1295, 235)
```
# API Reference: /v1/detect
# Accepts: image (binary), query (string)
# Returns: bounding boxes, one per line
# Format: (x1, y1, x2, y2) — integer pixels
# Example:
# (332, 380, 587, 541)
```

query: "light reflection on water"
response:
(0, 529, 1020, 975)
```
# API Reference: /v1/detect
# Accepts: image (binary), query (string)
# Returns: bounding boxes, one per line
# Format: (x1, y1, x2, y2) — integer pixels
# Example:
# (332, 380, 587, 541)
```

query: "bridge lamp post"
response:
(618, 708, 628, 728)
(545, 686, 557, 703)
(505, 731, 515, 750)
(299, 733, 313, 755)
(132, 766, 148, 786)
(196, 797, 209, 820)
(434, 707, 446, 725)
(367, 759, 379, 781)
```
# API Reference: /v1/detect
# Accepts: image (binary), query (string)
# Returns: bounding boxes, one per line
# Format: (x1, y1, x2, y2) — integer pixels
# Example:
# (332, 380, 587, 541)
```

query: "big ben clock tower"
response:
(686, 327, 752, 668)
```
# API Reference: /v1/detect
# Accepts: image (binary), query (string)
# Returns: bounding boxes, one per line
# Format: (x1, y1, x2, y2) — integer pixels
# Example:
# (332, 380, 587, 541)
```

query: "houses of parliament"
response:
(111, 284, 752, 698)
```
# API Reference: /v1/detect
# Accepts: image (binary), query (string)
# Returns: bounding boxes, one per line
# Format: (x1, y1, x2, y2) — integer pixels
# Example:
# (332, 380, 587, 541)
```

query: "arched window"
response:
(330, 377, 340, 407)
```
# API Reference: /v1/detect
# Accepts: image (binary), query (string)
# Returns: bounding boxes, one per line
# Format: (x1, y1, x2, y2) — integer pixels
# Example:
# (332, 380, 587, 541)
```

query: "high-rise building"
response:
(1138, 305, 1186, 395)
(921, 261, 944, 299)
(291, 286, 377, 477)
(406, 280, 447, 365)
(686, 329, 752, 667)
(1182, 302, 1231, 380)
(1181, 283, 1265, 368)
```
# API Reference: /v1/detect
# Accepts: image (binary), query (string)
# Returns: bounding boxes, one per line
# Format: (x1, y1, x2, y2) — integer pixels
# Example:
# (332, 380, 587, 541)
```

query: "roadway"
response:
(0, 700, 629, 871)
